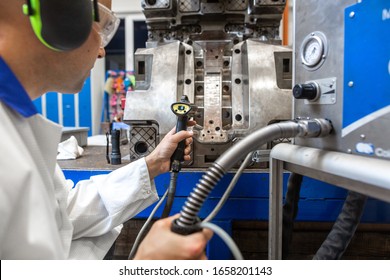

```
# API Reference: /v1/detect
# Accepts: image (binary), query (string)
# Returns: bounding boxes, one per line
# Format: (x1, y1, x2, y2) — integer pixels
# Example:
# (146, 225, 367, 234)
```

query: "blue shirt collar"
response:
(0, 56, 38, 117)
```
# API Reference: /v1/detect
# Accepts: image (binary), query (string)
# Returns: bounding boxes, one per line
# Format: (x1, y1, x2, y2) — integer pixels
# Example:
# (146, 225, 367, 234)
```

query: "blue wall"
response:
(33, 77, 92, 136)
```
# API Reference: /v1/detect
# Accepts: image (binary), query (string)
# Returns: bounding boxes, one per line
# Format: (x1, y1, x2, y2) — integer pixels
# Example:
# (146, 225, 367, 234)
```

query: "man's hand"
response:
(133, 214, 213, 260)
(145, 121, 195, 179)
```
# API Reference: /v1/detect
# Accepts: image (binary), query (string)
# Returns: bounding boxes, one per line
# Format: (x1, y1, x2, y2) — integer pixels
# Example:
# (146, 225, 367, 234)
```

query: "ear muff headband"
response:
(23, 0, 93, 51)
(23, 0, 50, 49)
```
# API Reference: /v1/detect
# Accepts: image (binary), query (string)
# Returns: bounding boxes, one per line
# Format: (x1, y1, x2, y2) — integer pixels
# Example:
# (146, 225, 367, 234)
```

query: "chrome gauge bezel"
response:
(300, 31, 328, 70)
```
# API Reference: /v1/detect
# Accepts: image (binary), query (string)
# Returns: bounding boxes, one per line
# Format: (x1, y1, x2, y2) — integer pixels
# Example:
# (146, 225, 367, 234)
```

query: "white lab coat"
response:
(0, 103, 158, 259)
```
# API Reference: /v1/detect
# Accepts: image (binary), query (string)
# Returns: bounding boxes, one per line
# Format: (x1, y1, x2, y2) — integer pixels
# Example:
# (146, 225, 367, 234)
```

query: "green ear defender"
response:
(23, 0, 94, 51)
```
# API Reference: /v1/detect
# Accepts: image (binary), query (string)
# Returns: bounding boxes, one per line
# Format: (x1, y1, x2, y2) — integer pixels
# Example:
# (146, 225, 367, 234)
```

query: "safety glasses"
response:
(92, 0, 120, 47)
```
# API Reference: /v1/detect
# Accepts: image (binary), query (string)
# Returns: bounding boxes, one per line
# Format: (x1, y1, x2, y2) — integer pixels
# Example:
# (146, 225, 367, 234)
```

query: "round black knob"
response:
(293, 83, 318, 100)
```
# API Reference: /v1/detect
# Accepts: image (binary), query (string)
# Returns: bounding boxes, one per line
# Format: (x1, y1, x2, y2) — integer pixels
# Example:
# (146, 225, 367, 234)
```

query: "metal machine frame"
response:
(266, 0, 390, 260)
(269, 143, 390, 259)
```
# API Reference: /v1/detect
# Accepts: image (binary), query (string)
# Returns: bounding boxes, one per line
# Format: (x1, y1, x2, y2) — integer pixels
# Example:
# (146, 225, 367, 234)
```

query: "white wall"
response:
(112, 0, 142, 14)
(90, 1, 143, 135)
(90, 58, 106, 135)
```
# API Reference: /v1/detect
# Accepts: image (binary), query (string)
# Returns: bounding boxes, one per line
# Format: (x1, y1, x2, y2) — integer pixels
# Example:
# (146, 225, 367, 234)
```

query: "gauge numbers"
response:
(300, 32, 328, 69)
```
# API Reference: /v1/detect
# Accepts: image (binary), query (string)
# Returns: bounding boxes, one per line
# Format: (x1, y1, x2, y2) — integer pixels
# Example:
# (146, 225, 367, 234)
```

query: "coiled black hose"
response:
(313, 191, 367, 260)
(281, 176, 367, 260)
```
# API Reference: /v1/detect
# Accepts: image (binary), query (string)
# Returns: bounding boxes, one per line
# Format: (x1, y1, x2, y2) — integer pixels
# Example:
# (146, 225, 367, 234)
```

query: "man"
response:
(0, 0, 212, 259)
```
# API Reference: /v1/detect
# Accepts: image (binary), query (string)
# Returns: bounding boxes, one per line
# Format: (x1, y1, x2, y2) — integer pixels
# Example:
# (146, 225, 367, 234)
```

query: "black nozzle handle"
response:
(170, 115, 188, 172)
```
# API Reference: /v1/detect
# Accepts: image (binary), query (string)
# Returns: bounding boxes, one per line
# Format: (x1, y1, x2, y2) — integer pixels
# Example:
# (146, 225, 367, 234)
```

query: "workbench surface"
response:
(57, 145, 130, 170)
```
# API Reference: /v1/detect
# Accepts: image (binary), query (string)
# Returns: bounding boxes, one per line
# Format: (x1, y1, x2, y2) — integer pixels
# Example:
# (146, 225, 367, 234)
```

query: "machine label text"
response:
(383, 8, 390, 20)
(356, 143, 390, 158)
(375, 147, 390, 158)
(356, 143, 374, 155)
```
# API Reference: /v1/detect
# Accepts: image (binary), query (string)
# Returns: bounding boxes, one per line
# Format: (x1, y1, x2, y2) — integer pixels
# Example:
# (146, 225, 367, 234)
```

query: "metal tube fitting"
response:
(296, 118, 333, 138)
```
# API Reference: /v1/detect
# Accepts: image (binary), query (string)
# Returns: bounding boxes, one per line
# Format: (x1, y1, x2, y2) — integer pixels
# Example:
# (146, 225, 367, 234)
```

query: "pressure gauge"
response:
(300, 32, 328, 70)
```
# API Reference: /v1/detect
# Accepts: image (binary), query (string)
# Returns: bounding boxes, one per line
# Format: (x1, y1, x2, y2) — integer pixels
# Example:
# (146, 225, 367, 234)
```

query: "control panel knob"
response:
(293, 83, 319, 100)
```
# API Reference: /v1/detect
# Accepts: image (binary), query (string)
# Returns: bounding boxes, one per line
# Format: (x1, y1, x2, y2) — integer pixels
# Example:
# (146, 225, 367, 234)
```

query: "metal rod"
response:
(269, 156, 284, 260)
(270, 143, 390, 202)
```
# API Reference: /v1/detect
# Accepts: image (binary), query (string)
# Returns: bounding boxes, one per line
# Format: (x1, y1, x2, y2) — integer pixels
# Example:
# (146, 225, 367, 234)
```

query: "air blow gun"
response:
(161, 95, 195, 218)
(170, 95, 194, 172)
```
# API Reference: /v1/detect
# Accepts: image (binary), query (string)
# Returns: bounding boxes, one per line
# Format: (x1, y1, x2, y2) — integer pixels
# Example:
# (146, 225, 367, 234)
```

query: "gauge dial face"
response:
(300, 34, 325, 68)
(303, 39, 322, 65)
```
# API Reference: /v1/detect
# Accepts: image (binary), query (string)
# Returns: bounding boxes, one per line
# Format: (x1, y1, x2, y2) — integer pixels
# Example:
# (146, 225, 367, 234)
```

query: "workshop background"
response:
(34, 0, 390, 260)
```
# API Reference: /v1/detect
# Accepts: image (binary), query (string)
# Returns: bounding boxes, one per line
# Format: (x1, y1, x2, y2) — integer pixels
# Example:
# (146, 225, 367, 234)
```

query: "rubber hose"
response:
(176, 121, 301, 227)
(313, 191, 367, 260)
(282, 173, 303, 259)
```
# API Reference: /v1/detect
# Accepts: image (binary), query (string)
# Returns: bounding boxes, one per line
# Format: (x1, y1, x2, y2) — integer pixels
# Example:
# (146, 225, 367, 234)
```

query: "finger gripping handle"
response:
(171, 115, 188, 163)
(171, 218, 202, 235)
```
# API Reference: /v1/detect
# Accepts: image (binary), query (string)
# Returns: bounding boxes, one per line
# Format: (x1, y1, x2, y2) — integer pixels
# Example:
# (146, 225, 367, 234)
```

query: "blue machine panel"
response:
(343, 0, 390, 128)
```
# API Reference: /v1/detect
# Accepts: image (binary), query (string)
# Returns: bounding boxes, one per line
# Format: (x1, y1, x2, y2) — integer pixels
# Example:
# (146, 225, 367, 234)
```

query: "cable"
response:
(128, 189, 169, 260)
(200, 222, 244, 260)
(313, 191, 367, 260)
(203, 152, 254, 223)
(161, 172, 178, 218)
